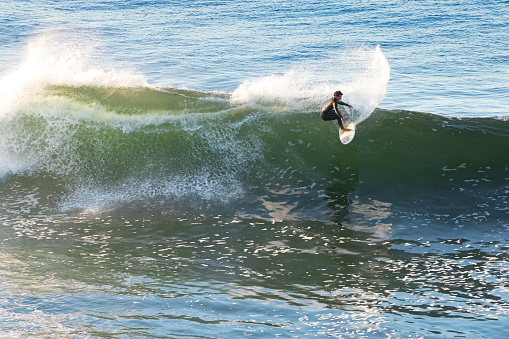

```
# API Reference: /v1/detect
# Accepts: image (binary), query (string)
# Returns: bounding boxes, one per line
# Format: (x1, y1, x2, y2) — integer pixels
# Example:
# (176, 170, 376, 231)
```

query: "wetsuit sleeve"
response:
(338, 100, 350, 107)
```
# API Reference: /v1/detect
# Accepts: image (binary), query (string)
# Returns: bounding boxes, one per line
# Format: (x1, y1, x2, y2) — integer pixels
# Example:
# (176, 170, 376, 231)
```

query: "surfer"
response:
(321, 90, 353, 131)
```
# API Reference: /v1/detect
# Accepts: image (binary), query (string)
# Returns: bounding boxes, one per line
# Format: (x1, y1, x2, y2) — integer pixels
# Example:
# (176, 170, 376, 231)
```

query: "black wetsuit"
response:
(320, 97, 350, 129)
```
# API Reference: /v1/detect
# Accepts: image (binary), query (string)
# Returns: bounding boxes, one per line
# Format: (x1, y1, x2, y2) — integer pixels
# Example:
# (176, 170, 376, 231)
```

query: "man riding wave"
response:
(321, 90, 353, 132)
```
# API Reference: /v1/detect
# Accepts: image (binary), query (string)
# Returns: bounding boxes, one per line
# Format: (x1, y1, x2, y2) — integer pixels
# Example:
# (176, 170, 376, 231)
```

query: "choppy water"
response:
(1, 1, 508, 338)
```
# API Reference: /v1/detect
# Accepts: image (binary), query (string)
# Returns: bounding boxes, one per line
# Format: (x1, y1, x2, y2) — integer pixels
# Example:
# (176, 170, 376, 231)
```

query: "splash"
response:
(0, 31, 151, 176)
(0, 31, 149, 118)
(230, 45, 390, 123)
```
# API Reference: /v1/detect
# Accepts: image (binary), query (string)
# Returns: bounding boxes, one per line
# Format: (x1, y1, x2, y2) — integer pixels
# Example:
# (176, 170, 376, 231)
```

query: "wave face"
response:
(1, 81, 508, 219)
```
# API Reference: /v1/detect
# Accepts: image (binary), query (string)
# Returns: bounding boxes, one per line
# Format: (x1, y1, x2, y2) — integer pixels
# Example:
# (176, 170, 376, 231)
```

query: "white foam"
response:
(0, 31, 149, 118)
(230, 45, 390, 123)
(0, 31, 155, 177)
(59, 172, 244, 214)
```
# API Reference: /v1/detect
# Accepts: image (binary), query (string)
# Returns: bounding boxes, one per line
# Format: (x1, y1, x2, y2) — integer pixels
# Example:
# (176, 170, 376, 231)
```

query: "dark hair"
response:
(334, 90, 343, 97)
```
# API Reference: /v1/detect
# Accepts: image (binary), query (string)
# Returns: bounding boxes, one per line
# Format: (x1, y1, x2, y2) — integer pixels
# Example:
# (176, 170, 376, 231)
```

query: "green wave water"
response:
(1, 85, 507, 221)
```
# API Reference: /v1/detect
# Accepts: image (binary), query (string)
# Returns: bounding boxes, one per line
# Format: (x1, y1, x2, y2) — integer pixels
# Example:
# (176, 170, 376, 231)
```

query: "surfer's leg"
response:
(322, 110, 345, 129)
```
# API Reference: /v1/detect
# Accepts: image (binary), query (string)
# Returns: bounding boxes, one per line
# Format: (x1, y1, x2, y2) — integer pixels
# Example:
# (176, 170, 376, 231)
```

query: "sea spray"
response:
(0, 31, 150, 176)
(0, 31, 149, 118)
(230, 45, 390, 123)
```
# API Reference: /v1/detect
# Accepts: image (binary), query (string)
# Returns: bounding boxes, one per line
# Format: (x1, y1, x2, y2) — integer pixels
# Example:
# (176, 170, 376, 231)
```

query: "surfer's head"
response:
(334, 90, 343, 98)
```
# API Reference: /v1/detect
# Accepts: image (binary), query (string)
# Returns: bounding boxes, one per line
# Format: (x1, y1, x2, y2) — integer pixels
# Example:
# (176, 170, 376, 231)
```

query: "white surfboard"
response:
(339, 115, 356, 144)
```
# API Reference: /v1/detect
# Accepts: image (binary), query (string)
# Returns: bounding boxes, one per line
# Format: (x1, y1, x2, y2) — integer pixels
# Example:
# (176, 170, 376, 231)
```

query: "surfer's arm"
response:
(338, 100, 353, 109)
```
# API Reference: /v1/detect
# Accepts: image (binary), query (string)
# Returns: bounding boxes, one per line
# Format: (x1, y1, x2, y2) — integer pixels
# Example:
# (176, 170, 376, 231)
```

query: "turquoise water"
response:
(1, 1, 508, 338)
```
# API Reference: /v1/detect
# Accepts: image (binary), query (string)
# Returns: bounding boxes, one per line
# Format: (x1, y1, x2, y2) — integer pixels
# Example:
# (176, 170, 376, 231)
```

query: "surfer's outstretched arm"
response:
(338, 100, 353, 109)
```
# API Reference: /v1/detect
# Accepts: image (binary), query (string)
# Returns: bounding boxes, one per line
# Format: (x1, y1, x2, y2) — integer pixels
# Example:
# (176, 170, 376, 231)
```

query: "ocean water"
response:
(1, 1, 508, 338)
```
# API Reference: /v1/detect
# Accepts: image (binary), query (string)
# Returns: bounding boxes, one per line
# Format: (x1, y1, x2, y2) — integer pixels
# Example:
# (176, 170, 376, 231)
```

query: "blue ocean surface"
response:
(0, 1, 508, 338)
